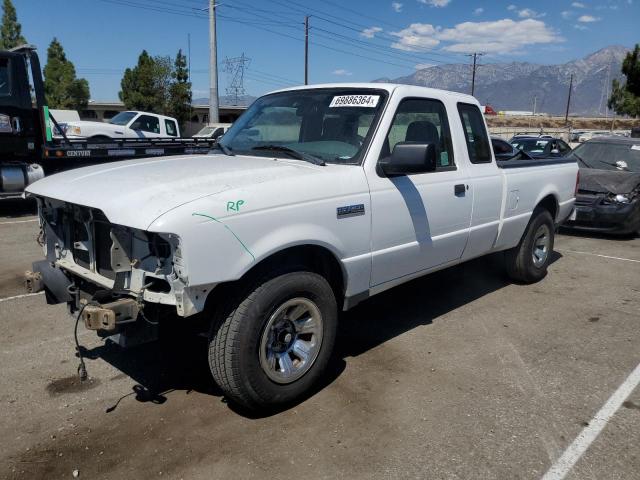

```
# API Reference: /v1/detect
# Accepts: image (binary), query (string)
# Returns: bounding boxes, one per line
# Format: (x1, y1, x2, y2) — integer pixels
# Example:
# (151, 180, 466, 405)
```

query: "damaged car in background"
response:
(564, 137, 640, 235)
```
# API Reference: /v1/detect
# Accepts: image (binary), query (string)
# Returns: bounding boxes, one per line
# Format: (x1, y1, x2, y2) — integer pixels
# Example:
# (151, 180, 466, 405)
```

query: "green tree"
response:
(153, 54, 173, 110)
(0, 0, 26, 50)
(43, 38, 90, 110)
(167, 49, 192, 129)
(119, 50, 171, 113)
(120, 49, 193, 130)
(608, 44, 640, 117)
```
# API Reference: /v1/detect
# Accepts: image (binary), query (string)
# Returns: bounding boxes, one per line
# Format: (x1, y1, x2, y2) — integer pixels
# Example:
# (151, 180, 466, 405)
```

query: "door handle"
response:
(454, 184, 467, 196)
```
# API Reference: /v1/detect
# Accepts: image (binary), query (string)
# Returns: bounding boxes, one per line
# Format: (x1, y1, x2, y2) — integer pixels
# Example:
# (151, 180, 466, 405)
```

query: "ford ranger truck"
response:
(25, 84, 579, 410)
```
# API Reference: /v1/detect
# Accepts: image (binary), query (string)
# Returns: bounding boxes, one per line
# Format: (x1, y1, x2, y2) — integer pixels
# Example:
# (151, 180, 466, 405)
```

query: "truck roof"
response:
(122, 110, 177, 121)
(268, 82, 479, 104)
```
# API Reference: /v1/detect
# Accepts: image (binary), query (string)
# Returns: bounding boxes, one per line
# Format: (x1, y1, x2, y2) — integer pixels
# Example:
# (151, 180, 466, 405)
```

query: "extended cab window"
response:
(558, 140, 571, 154)
(132, 115, 160, 134)
(458, 103, 492, 164)
(165, 119, 178, 136)
(0, 58, 10, 96)
(380, 98, 455, 168)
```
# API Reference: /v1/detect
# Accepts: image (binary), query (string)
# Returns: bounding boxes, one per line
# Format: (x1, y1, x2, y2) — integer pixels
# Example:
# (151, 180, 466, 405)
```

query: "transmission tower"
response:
(223, 53, 251, 105)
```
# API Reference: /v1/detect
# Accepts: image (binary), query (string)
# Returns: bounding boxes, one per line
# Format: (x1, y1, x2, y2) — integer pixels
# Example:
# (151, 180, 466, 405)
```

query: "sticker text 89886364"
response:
(329, 95, 380, 108)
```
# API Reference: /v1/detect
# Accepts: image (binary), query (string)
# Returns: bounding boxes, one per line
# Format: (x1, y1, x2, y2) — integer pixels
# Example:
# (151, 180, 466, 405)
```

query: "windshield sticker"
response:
(329, 95, 380, 108)
(631, 145, 640, 151)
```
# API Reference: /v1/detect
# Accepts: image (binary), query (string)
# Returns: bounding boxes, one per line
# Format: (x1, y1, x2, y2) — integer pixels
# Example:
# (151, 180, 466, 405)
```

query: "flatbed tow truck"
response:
(0, 45, 218, 199)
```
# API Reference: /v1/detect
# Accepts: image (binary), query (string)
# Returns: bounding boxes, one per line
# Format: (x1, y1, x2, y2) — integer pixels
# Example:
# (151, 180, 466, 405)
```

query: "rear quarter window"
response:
(164, 119, 178, 136)
(458, 103, 492, 164)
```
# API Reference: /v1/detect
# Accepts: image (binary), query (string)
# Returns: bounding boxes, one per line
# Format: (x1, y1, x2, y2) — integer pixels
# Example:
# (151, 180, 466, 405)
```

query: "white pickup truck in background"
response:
(26, 83, 578, 410)
(58, 110, 181, 140)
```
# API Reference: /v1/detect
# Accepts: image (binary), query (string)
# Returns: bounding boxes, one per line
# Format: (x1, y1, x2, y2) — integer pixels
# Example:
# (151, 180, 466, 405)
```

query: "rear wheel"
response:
(505, 209, 555, 283)
(208, 271, 337, 410)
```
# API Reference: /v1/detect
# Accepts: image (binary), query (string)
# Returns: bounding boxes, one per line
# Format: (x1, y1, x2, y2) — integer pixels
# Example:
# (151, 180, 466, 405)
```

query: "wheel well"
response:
(536, 194, 558, 222)
(206, 245, 346, 309)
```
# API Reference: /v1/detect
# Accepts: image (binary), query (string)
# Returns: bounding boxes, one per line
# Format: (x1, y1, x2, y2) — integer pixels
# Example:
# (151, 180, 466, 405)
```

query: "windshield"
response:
(511, 138, 549, 154)
(219, 88, 388, 164)
(109, 111, 137, 126)
(569, 141, 640, 172)
(196, 127, 215, 136)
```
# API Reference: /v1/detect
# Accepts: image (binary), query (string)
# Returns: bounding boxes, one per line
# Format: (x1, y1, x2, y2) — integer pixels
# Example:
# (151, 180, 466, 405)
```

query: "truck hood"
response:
(26, 154, 322, 230)
(63, 120, 122, 131)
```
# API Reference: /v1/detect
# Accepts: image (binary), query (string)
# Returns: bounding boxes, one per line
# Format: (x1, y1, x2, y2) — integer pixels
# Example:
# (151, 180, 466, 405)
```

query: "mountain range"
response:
(373, 46, 629, 116)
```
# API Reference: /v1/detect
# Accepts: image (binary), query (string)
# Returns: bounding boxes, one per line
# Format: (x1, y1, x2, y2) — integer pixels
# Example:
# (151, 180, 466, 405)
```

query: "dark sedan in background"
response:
(564, 137, 640, 235)
(510, 136, 572, 158)
(491, 137, 532, 161)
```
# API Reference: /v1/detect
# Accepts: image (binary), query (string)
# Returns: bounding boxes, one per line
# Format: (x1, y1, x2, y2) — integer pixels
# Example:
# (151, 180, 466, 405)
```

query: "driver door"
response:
(367, 97, 472, 287)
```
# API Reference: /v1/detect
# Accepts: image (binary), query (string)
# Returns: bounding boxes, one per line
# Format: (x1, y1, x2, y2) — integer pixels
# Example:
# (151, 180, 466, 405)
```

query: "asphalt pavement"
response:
(1, 205, 638, 480)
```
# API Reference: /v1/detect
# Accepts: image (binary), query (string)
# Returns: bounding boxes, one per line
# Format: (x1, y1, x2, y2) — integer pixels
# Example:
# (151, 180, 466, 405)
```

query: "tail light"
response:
(574, 170, 580, 196)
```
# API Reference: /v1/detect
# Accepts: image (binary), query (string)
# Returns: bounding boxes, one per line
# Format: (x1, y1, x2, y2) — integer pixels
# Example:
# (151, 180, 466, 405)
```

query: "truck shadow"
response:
(558, 227, 639, 241)
(83, 251, 561, 418)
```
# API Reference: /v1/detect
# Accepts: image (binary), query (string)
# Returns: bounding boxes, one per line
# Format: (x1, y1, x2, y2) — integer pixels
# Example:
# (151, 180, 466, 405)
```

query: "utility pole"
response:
(565, 73, 573, 123)
(605, 63, 611, 119)
(304, 16, 309, 85)
(467, 52, 483, 97)
(188, 33, 192, 127)
(209, 0, 219, 124)
(533, 96, 537, 116)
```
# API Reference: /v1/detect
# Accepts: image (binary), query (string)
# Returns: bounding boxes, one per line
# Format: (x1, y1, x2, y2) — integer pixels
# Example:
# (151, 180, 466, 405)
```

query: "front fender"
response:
(149, 197, 372, 296)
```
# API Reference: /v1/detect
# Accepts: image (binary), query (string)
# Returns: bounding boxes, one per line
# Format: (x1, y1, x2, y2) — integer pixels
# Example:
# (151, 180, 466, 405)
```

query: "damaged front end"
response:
(565, 170, 640, 234)
(27, 197, 212, 346)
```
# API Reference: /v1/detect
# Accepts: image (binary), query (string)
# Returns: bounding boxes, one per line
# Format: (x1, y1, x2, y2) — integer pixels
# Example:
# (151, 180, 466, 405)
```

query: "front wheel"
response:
(505, 209, 555, 283)
(208, 271, 337, 410)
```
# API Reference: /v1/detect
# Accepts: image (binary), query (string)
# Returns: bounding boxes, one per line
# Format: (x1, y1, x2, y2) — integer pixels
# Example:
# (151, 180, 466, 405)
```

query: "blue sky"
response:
(14, 0, 639, 101)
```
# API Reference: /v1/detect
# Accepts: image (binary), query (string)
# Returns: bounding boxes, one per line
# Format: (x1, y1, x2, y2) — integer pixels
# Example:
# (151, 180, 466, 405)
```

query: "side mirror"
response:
(130, 121, 141, 130)
(380, 142, 437, 175)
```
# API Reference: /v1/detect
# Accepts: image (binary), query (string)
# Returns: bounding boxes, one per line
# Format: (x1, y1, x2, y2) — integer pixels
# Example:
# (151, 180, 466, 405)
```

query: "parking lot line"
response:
(559, 249, 640, 264)
(0, 218, 38, 225)
(541, 361, 640, 480)
(0, 292, 43, 303)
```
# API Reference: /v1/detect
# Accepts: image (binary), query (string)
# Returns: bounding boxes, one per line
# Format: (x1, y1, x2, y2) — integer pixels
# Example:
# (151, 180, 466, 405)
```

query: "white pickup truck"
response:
(26, 84, 578, 410)
(59, 111, 181, 140)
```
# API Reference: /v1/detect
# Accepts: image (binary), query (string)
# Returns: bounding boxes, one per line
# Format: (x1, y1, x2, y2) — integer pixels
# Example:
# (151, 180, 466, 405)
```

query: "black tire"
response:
(208, 271, 337, 410)
(88, 135, 111, 142)
(505, 209, 555, 283)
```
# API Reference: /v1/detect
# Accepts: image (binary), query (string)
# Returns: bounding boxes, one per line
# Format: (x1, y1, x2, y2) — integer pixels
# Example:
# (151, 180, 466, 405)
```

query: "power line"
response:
(97, 0, 206, 19)
(266, 0, 461, 63)
(317, 0, 408, 30)
(221, 1, 448, 69)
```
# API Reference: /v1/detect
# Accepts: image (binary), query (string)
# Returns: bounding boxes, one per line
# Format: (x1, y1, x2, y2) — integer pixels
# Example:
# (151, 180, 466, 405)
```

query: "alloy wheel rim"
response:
(259, 298, 323, 384)
(532, 224, 550, 267)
